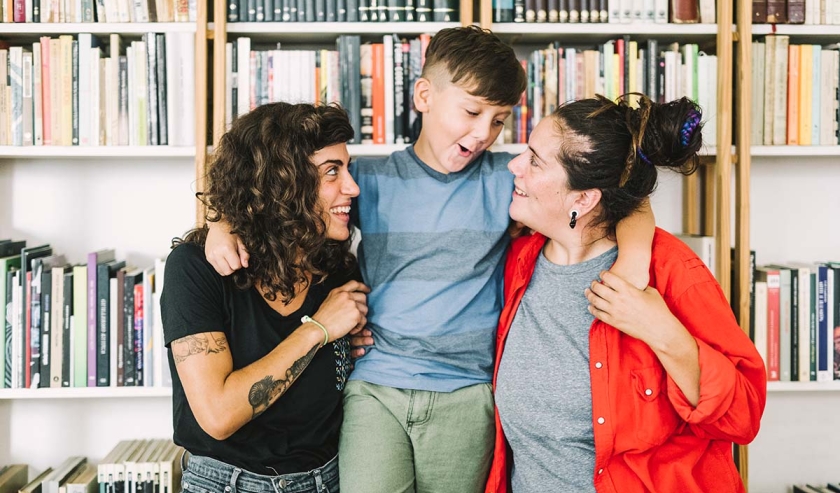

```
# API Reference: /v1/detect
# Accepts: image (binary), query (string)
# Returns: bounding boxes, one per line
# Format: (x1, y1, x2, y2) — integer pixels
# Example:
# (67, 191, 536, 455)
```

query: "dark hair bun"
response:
(633, 96, 703, 175)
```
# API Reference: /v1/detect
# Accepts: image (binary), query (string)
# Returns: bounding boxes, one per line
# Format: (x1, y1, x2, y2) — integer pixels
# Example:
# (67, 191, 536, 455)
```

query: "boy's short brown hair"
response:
(421, 26, 527, 107)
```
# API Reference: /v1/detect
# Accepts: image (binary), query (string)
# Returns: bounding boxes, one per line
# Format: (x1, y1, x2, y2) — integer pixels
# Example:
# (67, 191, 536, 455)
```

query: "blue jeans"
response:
(181, 452, 339, 493)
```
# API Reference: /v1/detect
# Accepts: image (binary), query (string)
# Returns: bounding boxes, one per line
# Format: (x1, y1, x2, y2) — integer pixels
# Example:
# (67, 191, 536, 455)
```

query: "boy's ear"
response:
(414, 77, 432, 114)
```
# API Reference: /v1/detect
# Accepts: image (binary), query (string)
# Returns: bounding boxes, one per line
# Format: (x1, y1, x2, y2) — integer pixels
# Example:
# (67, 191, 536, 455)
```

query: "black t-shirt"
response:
(161, 243, 358, 474)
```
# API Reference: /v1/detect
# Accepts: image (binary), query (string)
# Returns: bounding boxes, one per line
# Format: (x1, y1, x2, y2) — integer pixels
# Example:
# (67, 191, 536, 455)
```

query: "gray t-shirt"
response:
(495, 245, 618, 493)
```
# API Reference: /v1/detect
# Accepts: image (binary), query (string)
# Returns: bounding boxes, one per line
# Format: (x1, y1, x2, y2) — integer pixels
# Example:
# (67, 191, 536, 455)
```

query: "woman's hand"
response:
(585, 270, 682, 346)
(312, 281, 371, 343)
(206, 220, 250, 276)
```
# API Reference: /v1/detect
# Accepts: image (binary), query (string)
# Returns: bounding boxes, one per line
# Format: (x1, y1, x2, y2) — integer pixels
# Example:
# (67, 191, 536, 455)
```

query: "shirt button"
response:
(598, 469, 604, 475)
(645, 388, 653, 396)
(595, 362, 603, 369)
(597, 417, 605, 424)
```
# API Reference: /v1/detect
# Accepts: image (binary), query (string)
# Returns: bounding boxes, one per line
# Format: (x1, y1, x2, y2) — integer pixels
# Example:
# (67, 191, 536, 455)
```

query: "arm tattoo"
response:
(248, 343, 320, 418)
(172, 334, 228, 364)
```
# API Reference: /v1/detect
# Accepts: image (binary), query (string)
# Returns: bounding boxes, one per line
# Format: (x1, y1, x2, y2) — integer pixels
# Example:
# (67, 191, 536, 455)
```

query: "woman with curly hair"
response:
(161, 102, 369, 493)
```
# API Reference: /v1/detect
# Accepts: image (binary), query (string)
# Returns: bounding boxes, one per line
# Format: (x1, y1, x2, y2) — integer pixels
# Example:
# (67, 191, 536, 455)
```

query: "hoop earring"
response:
(569, 210, 579, 229)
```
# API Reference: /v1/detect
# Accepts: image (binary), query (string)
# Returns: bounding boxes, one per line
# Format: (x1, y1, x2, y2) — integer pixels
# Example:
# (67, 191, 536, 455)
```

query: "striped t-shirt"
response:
(349, 147, 515, 392)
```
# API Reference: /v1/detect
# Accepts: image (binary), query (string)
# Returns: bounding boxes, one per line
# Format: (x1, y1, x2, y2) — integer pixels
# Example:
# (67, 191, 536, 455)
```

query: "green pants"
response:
(338, 380, 495, 493)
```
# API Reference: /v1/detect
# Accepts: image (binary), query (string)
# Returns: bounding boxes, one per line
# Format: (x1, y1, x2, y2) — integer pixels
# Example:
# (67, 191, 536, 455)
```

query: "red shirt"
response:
(485, 228, 766, 493)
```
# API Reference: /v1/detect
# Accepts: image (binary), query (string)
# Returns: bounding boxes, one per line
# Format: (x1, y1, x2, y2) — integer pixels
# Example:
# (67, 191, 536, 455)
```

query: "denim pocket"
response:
(182, 469, 225, 493)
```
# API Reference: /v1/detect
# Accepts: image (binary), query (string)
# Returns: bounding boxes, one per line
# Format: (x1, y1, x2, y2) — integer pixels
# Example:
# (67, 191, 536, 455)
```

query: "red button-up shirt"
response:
(486, 228, 767, 493)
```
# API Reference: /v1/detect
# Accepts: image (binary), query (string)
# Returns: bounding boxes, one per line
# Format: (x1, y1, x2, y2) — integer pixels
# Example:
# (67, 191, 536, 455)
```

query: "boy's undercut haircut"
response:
(421, 26, 527, 107)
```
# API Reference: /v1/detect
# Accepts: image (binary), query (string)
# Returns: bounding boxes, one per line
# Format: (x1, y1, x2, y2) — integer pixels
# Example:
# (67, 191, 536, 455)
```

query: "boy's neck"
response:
(412, 133, 450, 175)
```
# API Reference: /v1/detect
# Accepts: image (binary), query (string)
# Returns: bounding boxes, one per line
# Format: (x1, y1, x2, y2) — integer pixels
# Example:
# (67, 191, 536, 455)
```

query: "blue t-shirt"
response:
(350, 147, 515, 392)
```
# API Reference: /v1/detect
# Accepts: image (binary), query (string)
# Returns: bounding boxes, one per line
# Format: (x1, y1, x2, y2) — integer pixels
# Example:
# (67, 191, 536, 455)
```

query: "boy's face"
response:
(414, 78, 512, 174)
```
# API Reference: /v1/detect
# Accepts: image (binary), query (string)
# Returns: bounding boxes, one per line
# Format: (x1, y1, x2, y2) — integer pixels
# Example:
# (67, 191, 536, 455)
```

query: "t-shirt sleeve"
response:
(161, 243, 229, 347)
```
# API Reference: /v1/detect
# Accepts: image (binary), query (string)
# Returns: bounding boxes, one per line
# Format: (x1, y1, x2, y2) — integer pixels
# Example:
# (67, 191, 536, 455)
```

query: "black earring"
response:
(569, 210, 578, 229)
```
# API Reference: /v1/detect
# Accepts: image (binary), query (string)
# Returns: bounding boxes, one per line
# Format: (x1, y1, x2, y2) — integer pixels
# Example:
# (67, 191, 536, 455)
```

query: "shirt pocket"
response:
(630, 365, 680, 447)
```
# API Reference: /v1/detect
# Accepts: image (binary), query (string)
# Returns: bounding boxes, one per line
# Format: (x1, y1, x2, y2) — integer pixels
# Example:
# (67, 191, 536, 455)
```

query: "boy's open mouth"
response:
(458, 144, 472, 157)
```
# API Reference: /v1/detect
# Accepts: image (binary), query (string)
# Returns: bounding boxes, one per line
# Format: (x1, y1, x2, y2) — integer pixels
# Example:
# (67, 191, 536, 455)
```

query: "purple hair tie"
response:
(680, 109, 702, 147)
(637, 148, 652, 166)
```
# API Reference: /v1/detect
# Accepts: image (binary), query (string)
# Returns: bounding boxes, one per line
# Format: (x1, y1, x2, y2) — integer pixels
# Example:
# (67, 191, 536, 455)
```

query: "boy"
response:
(204, 26, 654, 493)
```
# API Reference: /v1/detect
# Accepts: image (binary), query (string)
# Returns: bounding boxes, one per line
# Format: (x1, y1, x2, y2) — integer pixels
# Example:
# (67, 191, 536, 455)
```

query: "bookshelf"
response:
(0, 0, 208, 474)
(734, 0, 840, 489)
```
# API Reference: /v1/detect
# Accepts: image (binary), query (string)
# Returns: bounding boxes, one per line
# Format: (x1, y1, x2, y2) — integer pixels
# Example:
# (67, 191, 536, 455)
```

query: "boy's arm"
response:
(206, 219, 250, 276)
(611, 198, 654, 289)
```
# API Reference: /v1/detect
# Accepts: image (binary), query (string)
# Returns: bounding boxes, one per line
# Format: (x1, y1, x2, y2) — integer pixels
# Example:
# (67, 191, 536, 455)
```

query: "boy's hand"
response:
(349, 326, 374, 359)
(585, 270, 680, 347)
(206, 220, 250, 276)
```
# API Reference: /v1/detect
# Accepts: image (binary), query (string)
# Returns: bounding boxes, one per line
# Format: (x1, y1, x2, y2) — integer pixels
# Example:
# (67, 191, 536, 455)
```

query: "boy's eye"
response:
(530, 156, 538, 167)
(493, 120, 504, 127)
(466, 110, 479, 117)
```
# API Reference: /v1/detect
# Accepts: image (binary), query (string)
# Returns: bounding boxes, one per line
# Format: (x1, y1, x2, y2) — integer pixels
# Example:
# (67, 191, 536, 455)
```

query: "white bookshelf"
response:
(0, 146, 196, 159)
(0, 387, 173, 399)
(767, 381, 840, 392)
(220, 21, 459, 41)
(492, 22, 719, 36)
(751, 145, 840, 157)
(0, 22, 197, 35)
(0, 3, 207, 472)
(752, 24, 840, 36)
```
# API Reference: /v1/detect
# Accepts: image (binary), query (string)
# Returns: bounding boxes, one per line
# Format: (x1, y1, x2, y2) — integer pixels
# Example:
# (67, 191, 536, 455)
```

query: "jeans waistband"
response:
(182, 451, 338, 493)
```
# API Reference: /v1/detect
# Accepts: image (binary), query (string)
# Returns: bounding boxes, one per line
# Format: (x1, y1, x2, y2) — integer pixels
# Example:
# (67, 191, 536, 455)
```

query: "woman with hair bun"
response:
(486, 95, 767, 493)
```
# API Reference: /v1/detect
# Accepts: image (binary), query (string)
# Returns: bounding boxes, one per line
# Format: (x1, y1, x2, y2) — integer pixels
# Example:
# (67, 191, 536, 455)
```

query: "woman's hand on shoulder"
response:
(206, 220, 250, 276)
(585, 271, 681, 346)
(312, 281, 371, 343)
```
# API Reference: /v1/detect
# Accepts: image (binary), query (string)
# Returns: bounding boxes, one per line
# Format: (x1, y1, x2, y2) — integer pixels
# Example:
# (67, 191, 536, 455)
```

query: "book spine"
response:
(96, 264, 110, 386)
(123, 274, 135, 386)
(38, 269, 51, 388)
(156, 34, 168, 146)
(133, 283, 143, 387)
(72, 40, 79, 145)
(61, 271, 72, 387)
(393, 38, 405, 145)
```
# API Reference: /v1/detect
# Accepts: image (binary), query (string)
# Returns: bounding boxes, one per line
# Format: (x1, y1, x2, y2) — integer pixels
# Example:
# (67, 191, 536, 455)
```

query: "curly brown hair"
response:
(177, 102, 357, 304)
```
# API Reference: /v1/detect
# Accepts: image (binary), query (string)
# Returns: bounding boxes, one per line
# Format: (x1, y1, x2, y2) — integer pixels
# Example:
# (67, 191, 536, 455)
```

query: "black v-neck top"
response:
(161, 242, 358, 474)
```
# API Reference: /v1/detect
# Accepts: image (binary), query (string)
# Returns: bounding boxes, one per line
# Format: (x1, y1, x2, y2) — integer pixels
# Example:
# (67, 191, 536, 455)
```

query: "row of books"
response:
(0, 32, 195, 148)
(504, 39, 717, 144)
(492, 0, 715, 23)
(0, 0, 196, 23)
(0, 240, 170, 390)
(751, 36, 840, 147)
(226, 34, 426, 145)
(753, 261, 840, 383)
(754, 0, 840, 24)
(0, 440, 183, 493)
(226, 34, 716, 147)
(794, 484, 840, 493)
(227, 0, 458, 21)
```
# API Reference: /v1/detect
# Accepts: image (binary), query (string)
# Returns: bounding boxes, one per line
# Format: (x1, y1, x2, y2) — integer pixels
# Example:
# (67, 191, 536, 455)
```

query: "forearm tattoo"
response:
(172, 334, 228, 364)
(248, 344, 320, 418)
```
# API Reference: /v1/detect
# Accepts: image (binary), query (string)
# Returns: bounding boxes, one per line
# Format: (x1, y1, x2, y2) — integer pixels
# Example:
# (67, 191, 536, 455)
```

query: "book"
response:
(0, 464, 27, 493)
(19, 467, 53, 493)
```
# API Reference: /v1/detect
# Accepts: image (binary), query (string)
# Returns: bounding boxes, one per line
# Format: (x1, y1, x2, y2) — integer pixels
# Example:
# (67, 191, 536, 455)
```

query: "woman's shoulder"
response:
(165, 242, 222, 284)
(651, 228, 718, 295)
